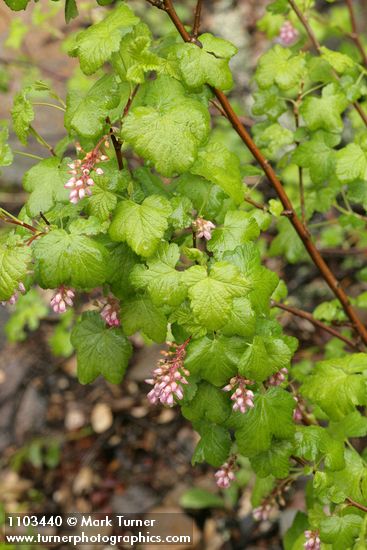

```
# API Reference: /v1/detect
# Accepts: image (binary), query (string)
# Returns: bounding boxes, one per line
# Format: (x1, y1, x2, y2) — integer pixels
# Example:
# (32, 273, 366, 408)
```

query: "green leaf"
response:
(0, 243, 31, 301)
(320, 514, 362, 550)
(0, 122, 13, 167)
(192, 423, 232, 467)
(3, 0, 30, 11)
(183, 262, 251, 331)
(329, 411, 367, 439)
(300, 83, 348, 133)
(130, 242, 187, 307)
(69, 4, 139, 75)
(180, 488, 225, 509)
(320, 46, 355, 74)
(65, 0, 78, 23)
(255, 46, 306, 90)
(185, 335, 244, 386)
(301, 354, 367, 420)
(190, 138, 244, 204)
(182, 381, 232, 425)
(66, 74, 123, 139)
(71, 311, 132, 384)
(173, 33, 237, 91)
(269, 217, 305, 264)
(250, 440, 293, 478)
(253, 122, 294, 160)
(223, 244, 279, 314)
(239, 335, 292, 383)
(121, 76, 210, 176)
(11, 89, 34, 145)
(292, 137, 336, 185)
(221, 297, 256, 339)
(23, 157, 70, 217)
(252, 86, 287, 121)
(207, 210, 260, 258)
(335, 143, 367, 183)
(323, 449, 367, 505)
(294, 426, 345, 471)
(111, 22, 163, 84)
(235, 387, 295, 456)
(109, 195, 172, 257)
(5, 290, 48, 342)
(168, 196, 193, 230)
(33, 229, 108, 289)
(105, 242, 139, 300)
(120, 294, 167, 342)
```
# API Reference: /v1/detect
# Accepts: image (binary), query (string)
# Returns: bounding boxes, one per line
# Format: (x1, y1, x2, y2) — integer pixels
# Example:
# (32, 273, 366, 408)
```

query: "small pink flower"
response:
(65, 138, 108, 204)
(293, 396, 303, 422)
(193, 217, 215, 240)
(1, 282, 26, 306)
(304, 530, 320, 550)
(146, 339, 190, 407)
(215, 460, 236, 489)
(100, 297, 120, 327)
(253, 503, 274, 521)
(223, 376, 255, 414)
(279, 21, 299, 46)
(268, 367, 288, 386)
(50, 286, 75, 313)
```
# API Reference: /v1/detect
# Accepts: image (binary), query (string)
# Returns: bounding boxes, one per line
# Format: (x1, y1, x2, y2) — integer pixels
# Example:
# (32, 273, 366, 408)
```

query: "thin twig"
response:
(345, 497, 367, 513)
(123, 85, 140, 118)
(192, 0, 203, 38)
(288, 0, 367, 127)
(345, 0, 367, 67)
(294, 85, 307, 226)
(146, 0, 367, 346)
(30, 126, 56, 157)
(271, 300, 358, 350)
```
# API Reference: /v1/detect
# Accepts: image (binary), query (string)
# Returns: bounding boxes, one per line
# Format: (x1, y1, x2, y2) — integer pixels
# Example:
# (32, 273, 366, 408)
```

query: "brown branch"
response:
(147, 0, 367, 346)
(288, 0, 367, 127)
(123, 85, 140, 118)
(0, 216, 38, 234)
(345, 497, 367, 513)
(271, 300, 358, 350)
(345, 0, 367, 67)
(192, 0, 203, 38)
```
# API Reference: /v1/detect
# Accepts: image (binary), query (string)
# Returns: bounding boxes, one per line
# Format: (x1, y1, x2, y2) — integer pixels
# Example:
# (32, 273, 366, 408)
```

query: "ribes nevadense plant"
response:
(1, 0, 367, 547)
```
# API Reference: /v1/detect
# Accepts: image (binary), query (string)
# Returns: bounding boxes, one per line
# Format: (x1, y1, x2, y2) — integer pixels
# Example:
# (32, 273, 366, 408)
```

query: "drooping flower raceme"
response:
(100, 297, 120, 327)
(146, 339, 190, 407)
(65, 139, 109, 204)
(304, 530, 321, 550)
(1, 282, 26, 306)
(268, 367, 288, 386)
(215, 460, 236, 489)
(223, 376, 255, 413)
(193, 217, 215, 240)
(279, 20, 299, 46)
(50, 287, 75, 313)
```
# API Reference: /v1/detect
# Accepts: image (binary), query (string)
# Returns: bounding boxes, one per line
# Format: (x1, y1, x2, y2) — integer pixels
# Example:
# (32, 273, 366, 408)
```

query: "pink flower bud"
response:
(279, 21, 299, 46)
(50, 287, 75, 314)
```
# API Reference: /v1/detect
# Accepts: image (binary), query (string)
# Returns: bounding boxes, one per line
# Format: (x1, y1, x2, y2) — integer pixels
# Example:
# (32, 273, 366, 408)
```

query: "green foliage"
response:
(2, 2, 367, 546)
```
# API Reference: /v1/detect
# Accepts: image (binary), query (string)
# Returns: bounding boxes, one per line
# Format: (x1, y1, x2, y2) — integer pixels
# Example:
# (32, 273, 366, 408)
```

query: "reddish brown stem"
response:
(123, 85, 140, 118)
(271, 300, 358, 350)
(345, 497, 367, 513)
(345, 0, 367, 66)
(192, 0, 203, 38)
(148, 0, 367, 346)
(0, 217, 38, 234)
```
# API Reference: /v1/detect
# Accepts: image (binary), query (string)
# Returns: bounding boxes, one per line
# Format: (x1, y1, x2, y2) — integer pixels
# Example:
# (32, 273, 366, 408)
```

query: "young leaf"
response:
(0, 122, 13, 167)
(300, 83, 348, 133)
(255, 46, 306, 90)
(23, 157, 70, 216)
(71, 311, 132, 384)
(130, 242, 187, 307)
(122, 76, 210, 176)
(207, 210, 260, 258)
(33, 229, 108, 289)
(320, 514, 362, 550)
(11, 89, 34, 145)
(65, 0, 78, 23)
(0, 244, 31, 301)
(183, 262, 251, 331)
(235, 387, 295, 456)
(69, 4, 139, 74)
(120, 294, 167, 342)
(109, 195, 172, 257)
(239, 335, 292, 382)
(192, 423, 232, 467)
(335, 143, 367, 183)
(182, 381, 232, 425)
(250, 440, 293, 478)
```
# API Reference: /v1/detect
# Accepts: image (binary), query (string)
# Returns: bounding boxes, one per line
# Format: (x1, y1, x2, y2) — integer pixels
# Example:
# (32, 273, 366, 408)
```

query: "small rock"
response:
(91, 403, 113, 433)
(73, 466, 94, 495)
(65, 405, 86, 431)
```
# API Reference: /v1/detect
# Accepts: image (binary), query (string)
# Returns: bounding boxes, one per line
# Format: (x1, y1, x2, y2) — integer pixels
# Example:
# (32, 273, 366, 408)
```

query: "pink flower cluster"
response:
(146, 339, 190, 407)
(223, 376, 255, 414)
(253, 503, 274, 521)
(268, 367, 288, 386)
(1, 282, 26, 306)
(215, 460, 236, 489)
(193, 217, 215, 240)
(65, 139, 109, 204)
(50, 286, 75, 313)
(304, 530, 320, 550)
(100, 297, 120, 327)
(279, 20, 299, 46)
